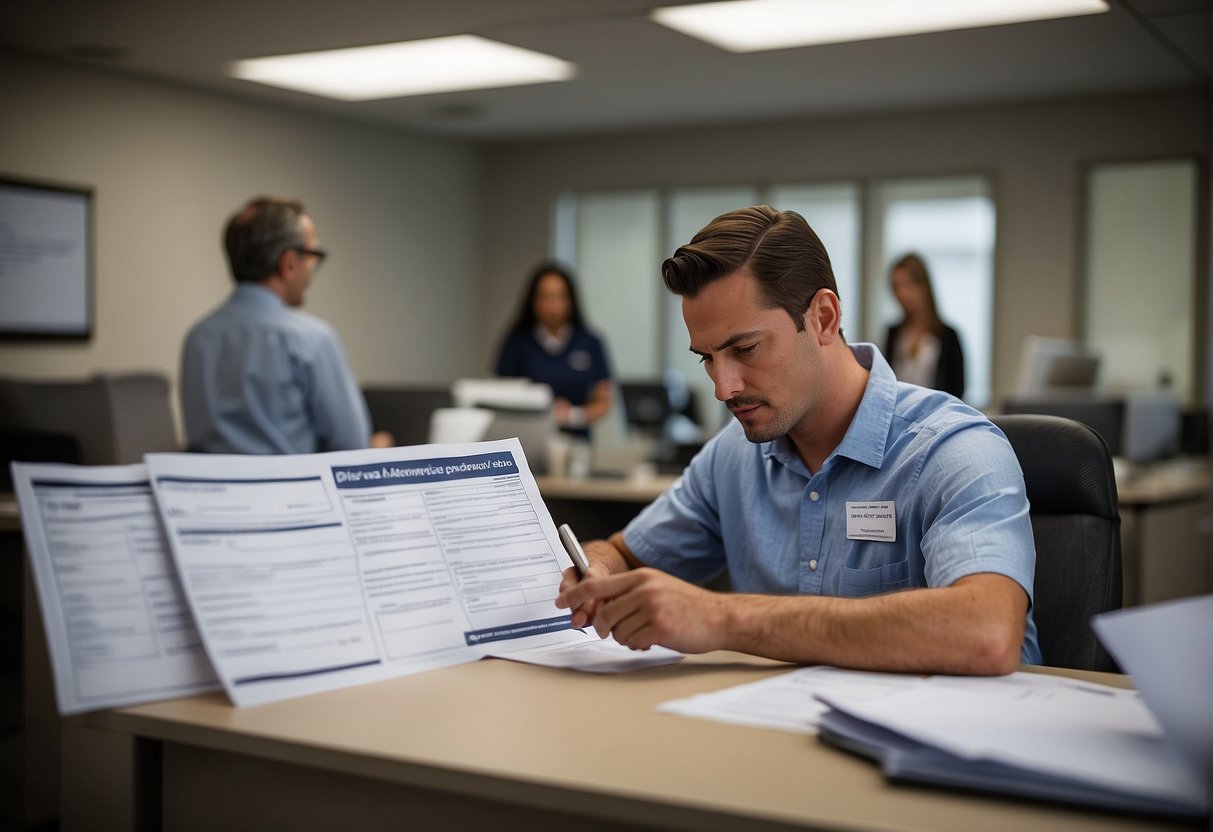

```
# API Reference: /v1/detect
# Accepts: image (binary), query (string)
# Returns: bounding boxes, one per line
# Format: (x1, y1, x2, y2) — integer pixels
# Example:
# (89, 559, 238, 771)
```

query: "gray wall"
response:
(479, 88, 1209, 405)
(0, 50, 484, 429)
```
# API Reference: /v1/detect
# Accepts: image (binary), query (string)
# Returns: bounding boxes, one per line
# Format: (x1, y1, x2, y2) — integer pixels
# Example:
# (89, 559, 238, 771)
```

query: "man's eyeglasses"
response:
(291, 247, 328, 265)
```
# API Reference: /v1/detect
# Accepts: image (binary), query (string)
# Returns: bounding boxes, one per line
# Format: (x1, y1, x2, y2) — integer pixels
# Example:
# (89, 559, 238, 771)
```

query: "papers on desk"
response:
(656, 666, 920, 733)
(11, 464, 219, 715)
(14, 439, 681, 712)
(659, 664, 1208, 818)
(490, 631, 683, 673)
(817, 672, 1208, 818)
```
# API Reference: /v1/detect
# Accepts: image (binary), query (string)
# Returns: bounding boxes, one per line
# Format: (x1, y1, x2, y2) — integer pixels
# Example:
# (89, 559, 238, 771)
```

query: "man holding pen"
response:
(556, 205, 1040, 676)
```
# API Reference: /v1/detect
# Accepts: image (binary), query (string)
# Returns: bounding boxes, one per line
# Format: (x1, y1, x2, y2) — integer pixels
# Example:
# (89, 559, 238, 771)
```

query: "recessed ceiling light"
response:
(651, 0, 1109, 52)
(230, 35, 575, 101)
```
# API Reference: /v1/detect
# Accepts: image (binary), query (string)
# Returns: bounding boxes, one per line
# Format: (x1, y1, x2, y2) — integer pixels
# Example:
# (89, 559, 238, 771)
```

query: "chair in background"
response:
(990, 414, 1123, 672)
(105, 372, 180, 462)
(362, 385, 454, 447)
(0, 372, 180, 467)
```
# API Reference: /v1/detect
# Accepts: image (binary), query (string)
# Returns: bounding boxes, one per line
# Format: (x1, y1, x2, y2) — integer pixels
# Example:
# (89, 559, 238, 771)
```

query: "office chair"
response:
(989, 414, 1122, 672)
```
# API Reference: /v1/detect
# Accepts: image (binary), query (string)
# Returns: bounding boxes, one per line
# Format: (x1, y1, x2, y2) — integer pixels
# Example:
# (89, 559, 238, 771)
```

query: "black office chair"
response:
(990, 414, 1122, 672)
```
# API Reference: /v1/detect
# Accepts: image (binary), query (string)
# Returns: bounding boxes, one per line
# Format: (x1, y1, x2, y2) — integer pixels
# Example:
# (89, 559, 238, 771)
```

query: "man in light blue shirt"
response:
(181, 196, 390, 454)
(557, 206, 1040, 675)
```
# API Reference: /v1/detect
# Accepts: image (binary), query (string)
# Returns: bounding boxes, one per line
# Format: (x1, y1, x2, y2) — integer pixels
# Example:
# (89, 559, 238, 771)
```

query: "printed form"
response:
(12, 463, 219, 715)
(146, 439, 678, 707)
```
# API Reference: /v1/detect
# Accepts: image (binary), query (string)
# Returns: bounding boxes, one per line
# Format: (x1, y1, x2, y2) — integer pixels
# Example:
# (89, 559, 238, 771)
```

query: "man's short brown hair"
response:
(223, 196, 308, 282)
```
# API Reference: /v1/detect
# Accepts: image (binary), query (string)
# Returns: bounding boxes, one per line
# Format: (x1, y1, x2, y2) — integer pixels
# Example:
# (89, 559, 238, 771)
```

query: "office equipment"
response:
(448, 378, 555, 473)
(990, 414, 1121, 671)
(816, 672, 1208, 818)
(0, 176, 92, 339)
(1014, 336, 1101, 395)
(67, 656, 1182, 832)
(361, 384, 453, 446)
(620, 381, 673, 433)
(0, 372, 180, 465)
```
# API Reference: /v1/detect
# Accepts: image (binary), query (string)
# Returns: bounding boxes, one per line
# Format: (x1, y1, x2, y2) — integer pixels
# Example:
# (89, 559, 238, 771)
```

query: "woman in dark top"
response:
(883, 253, 965, 399)
(495, 261, 614, 435)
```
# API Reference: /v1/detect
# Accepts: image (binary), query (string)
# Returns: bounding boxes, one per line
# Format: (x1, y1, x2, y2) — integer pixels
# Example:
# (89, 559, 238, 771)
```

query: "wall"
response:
(0, 50, 484, 431)
(479, 88, 1209, 405)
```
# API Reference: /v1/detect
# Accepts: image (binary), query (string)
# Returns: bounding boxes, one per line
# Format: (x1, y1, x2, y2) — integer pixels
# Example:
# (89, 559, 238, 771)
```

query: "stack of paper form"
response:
(817, 670, 1209, 818)
(12, 438, 681, 714)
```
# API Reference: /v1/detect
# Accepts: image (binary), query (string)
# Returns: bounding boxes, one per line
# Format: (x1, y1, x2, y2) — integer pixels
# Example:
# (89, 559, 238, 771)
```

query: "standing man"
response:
(557, 206, 1040, 675)
(181, 196, 391, 454)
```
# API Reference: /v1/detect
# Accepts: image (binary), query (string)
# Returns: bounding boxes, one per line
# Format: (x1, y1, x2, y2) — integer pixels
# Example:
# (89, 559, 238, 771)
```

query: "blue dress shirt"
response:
(622, 343, 1042, 664)
(180, 283, 372, 455)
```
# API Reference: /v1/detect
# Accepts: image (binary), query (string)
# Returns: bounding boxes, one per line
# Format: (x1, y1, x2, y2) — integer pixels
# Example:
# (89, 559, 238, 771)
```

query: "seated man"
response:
(557, 206, 1040, 675)
(181, 196, 390, 454)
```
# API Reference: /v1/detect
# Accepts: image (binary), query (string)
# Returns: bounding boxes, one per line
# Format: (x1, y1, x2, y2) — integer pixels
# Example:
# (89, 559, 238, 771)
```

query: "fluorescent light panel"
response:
(651, 0, 1109, 52)
(230, 34, 575, 101)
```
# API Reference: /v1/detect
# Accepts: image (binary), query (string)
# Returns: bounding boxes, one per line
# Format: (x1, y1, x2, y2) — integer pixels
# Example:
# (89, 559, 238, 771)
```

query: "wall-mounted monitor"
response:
(0, 176, 93, 339)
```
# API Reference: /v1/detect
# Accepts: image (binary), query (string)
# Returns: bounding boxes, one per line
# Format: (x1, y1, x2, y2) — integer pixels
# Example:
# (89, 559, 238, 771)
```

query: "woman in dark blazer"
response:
(883, 253, 965, 399)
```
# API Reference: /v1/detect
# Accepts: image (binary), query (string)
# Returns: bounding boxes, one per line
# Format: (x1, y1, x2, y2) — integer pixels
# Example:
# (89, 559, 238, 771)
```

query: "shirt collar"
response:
(762, 342, 896, 474)
(533, 323, 572, 355)
(233, 281, 286, 309)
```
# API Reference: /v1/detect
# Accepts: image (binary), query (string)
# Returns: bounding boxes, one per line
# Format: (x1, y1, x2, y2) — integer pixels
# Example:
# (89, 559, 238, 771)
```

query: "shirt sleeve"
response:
(622, 436, 728, 585)
(916, 420, 1036, 604)
(303, 323, 372, 452)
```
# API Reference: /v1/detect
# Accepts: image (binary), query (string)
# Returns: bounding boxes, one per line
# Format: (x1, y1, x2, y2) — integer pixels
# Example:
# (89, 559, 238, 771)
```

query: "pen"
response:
(558, 523, 591, 576)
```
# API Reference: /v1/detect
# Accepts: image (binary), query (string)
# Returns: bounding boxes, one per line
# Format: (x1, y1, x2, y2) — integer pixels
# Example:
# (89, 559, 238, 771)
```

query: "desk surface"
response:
(0, 493, 19, 533)
(83, 654, 1183, 832)
(1115, 458, 1210, 506)
(536, 472, 678, 503)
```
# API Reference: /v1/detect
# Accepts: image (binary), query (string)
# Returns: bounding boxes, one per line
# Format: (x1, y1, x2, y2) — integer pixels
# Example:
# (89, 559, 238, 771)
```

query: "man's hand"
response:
(556, 568, 731, 654)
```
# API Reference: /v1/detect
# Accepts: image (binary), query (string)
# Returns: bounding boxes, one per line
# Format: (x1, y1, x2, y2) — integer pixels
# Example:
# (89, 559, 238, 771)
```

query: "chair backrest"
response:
(0, 376, 115, 464)
(103, 372, 181, 462)
(989, 414, 1123, 672)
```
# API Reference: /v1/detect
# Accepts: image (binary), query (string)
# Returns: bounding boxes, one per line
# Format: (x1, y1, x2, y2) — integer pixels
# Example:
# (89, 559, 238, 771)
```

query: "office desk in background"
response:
(536, 473, 678, 541)
(66, 654, 1189, 832)
(1115, 458, 1212, 607)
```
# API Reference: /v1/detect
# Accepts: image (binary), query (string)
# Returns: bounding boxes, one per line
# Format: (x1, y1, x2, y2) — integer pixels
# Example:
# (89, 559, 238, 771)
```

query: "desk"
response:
(536, 473, 677, 541)
(1115, 458, 1211, 607)
(67, 655, 1189, 832)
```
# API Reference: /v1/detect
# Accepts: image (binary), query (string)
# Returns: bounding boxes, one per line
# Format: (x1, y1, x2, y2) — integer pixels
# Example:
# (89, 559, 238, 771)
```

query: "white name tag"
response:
(846, 501, 896, 542)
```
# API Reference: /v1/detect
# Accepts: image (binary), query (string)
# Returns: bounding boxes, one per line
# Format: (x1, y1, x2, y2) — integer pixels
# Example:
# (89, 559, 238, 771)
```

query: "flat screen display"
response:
(0, 176, 93, 339)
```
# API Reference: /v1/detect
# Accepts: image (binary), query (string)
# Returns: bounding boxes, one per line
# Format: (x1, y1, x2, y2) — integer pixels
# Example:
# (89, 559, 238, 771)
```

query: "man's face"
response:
(683, 269, 821, 444)
(282, 215, 320, 308)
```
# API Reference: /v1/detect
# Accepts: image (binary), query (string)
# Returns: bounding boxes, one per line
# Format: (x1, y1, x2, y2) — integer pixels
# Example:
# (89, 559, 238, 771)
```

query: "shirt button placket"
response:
(801, 483, 826, 592)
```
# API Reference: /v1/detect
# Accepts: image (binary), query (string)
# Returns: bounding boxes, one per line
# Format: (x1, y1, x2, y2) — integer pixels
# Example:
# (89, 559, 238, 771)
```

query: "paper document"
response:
(490, 631, 683, 673)
(11, 463, 219, 715)
(1092, 594, 1212, 805)
(656, 666, 923, 733)
(817, 672, 1208, 816)
(145, 439, 674, 706)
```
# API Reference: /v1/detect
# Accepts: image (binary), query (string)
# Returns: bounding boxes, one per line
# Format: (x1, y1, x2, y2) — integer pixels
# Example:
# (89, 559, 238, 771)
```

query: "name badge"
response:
(846, 501, 896, 542)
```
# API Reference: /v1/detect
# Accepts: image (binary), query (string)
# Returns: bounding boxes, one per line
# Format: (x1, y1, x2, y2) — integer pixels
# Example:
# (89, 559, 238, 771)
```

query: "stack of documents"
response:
(13, 438, 681, 714)
(816, 672, 1208, 818)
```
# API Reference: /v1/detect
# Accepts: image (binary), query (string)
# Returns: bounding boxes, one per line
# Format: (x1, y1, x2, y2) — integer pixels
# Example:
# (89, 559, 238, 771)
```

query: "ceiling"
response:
(1, 0, 1208, 142)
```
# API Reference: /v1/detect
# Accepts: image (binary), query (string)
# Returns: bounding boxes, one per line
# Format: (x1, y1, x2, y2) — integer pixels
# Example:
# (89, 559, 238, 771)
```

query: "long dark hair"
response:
(508, 261, 586, 333)
(891, 252, 944, 334)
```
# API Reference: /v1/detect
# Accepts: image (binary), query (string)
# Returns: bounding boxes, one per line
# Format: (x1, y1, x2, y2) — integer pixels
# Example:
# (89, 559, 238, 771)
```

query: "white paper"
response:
(490, 630, 683, 673)
(1092, 594, 1212, 799)
(657, 666, 923, 733)
(11, 463, 219, 715)
(817, 673, 1206, 807)
(146, 439, 676, 706)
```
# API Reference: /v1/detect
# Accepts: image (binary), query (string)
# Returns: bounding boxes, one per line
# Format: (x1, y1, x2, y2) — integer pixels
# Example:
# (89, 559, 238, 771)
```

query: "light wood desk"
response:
(68, 655, 1193, 832)
(536, 473, 678, 541)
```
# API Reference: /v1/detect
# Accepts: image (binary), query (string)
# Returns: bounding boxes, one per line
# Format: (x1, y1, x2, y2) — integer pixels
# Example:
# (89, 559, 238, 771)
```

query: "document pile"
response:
(816, 597, 1212, 819)
(13, 439, 681, 714)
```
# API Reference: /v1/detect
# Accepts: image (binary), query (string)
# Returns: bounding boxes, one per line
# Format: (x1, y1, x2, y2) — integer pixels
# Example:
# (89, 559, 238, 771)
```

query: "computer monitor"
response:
(620, 382, 673, 433)
(1015, 336, 1101, 396)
